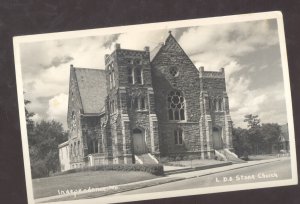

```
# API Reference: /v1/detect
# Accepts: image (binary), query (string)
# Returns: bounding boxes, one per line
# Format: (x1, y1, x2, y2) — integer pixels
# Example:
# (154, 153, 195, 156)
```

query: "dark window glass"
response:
(219, 99, 223, 111)
(135, 68, 142, 84)
(174, 129, 183, 145)
(170, 66, 179, 77)
(78, 141, 80, 156)
(178, 129, 183, 144)
(180, 109, 185, 120)
(169, 109, 173, 120)
(128, 67, 133, 84)
(140, 97, 145, 109)
(133, 97, 138, 109)
(95, 140, 98, 153)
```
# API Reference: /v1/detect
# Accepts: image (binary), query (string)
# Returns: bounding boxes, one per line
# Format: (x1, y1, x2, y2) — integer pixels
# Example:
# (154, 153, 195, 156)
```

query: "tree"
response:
(260, 123, 281, 153)
(29, 120, 68, 178)
(25, 99, 35, 131)
(232, 127, 251, 158)
(243, 114, 263, 154)
(244, 114, 260, 128)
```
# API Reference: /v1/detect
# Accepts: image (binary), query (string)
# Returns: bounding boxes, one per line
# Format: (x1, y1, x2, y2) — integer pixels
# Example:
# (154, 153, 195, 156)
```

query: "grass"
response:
(33, 170, 159, 199)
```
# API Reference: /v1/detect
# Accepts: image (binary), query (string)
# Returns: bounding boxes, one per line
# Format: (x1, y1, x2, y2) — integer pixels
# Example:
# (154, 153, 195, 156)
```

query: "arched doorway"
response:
(212, 127, 223, 150)
(132, 128, 147, 154)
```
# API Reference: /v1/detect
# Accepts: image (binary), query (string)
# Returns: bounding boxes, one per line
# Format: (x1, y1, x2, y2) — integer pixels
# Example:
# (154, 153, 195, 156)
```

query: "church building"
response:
(58, 32, 235, 171)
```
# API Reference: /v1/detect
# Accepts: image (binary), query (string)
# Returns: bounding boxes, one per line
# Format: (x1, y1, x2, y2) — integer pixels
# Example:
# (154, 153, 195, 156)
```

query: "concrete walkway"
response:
(36, 157, 285, 203)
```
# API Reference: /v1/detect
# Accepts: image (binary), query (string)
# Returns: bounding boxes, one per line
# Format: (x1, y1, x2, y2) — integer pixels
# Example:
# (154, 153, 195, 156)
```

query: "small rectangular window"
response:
(112, 70, 115, 87)
(174, 129, 183, 145)
(140, 97, 145, 109)
(135, 68, 142, 84)
(128, 67, 133, 84)
(109, 73, 112, 89)
(133, 97, 138, 109)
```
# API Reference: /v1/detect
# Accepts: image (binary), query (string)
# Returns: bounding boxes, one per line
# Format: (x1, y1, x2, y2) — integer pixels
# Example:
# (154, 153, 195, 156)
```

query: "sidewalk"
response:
(166, 157, 283, 179)
(37, 157, 285, 203)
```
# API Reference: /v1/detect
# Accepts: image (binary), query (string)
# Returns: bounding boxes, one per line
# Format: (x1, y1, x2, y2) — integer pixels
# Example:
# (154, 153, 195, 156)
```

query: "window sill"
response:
(136, 109, 148, 113)
(167, 120, 187, 123)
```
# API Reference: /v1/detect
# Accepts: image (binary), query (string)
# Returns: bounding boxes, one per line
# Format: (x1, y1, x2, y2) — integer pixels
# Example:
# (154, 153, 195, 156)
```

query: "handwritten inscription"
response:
(215, 172, 278, 183)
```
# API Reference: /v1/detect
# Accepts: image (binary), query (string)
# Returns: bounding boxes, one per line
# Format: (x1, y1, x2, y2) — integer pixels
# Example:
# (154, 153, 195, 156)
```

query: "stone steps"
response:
(135, 153, 158, 164)
(217, 149, 245, 163)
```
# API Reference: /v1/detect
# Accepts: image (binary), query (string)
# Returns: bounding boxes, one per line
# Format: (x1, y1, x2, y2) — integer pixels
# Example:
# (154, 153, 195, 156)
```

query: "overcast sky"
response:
(20, 19, 288, 129)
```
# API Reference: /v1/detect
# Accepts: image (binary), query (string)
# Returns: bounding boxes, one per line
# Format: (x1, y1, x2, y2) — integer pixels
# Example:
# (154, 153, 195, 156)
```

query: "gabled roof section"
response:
(74, 67, 107, 114)
(150, 42, 164, 61)
(151, 32, 198, 71)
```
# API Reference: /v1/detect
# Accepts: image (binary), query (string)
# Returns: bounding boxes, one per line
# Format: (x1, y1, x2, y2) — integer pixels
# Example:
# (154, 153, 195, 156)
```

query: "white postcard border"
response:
(13, 11, 298, 204)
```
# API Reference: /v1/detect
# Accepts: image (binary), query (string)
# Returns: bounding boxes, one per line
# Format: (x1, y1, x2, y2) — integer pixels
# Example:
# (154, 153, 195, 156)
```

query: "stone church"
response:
(58, 32, 236, 171)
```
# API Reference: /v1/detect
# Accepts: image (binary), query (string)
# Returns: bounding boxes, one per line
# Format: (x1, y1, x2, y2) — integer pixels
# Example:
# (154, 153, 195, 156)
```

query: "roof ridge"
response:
(74, 67, 105, 71)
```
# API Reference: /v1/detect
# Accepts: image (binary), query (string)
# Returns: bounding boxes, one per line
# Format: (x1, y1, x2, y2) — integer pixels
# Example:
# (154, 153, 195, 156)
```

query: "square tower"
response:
(199, 67, 233, 159)
(103, 44, 159, 164)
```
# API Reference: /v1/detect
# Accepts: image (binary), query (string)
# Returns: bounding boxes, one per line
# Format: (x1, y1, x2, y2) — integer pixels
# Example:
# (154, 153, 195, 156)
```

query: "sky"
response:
(19, 19, 288, 129)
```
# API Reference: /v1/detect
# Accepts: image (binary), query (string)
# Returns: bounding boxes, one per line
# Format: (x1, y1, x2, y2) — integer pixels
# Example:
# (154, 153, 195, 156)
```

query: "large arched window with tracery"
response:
(167, 90, 185, 121)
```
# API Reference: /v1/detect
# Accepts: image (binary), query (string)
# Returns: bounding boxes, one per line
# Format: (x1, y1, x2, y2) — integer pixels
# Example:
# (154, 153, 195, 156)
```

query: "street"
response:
(115, 158, 292, 195)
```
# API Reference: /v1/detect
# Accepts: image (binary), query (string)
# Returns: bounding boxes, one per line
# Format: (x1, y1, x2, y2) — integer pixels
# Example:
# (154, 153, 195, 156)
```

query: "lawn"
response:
(33, 171, 159, 199)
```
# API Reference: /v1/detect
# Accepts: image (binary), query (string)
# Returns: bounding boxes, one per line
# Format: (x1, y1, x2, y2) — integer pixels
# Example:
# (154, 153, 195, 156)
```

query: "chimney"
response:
(144, 46, 150, 52)
(115, 43, 121, 49)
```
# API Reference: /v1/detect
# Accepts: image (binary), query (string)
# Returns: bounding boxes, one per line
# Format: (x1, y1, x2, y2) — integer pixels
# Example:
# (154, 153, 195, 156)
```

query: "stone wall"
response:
(67, 67, 84, 167)
(199, 67, 233, 152)
(104, 46, 159, 164)
(151, 34, 202, 156)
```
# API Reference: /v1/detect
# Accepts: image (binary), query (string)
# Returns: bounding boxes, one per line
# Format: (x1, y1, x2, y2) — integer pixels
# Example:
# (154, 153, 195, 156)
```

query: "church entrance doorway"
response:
(212, 127, 223, 150)
(132, 128, 147, 154)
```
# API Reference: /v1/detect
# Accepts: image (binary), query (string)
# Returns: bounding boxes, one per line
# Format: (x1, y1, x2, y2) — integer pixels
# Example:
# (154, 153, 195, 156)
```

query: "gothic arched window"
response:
(167, 90, 185, 121)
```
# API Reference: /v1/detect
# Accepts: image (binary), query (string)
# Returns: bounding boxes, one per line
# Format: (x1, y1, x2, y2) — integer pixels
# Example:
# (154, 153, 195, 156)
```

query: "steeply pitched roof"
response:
(74, 68, 107, 114)
(150, 32, 198, 71)
(150, 42, 164, 61)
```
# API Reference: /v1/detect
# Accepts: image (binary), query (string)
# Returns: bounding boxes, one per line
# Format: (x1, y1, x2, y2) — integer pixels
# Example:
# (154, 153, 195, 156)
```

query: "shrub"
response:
(159, 157, 169, 164)
(55, 164, 164, 177)
(182, 155, 189, 160)
(175, 155, 182, 161)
